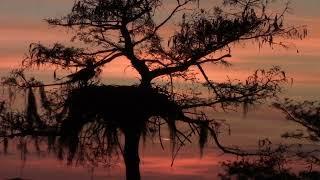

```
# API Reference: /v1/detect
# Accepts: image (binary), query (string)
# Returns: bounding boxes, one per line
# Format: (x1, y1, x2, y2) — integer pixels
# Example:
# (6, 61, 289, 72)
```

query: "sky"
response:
(0, 0, 319, 179)
(0, 0, 319, 92)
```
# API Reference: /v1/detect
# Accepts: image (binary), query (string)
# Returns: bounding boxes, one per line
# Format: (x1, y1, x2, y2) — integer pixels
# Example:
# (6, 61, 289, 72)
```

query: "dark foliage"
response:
(219, 157, 320, 180)
(0, 0, 309, 179)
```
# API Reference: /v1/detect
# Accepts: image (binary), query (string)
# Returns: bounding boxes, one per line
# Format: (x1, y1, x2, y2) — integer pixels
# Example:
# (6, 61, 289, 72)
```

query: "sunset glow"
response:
(0, 0, 319, 179)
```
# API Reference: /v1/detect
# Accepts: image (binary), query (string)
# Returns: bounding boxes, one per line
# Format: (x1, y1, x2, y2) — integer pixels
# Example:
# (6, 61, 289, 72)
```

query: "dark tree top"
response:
(0, 1, 309, 179)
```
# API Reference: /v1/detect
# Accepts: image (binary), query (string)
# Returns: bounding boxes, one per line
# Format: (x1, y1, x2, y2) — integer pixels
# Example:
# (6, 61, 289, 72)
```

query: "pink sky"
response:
(0, 0, 319, 179)
(0, 1, 319, 89)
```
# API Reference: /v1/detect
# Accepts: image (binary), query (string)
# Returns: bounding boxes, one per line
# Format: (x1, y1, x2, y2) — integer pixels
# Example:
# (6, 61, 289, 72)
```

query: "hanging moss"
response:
(26, 87, 43, 128)
(199, 122, 209, 157)
(58, 85, 185, 163)
(39, 86, 52, 113)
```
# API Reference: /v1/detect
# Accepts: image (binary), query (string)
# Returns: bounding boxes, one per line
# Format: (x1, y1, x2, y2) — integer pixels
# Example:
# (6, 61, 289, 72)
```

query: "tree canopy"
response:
(0, 0, 310, 180)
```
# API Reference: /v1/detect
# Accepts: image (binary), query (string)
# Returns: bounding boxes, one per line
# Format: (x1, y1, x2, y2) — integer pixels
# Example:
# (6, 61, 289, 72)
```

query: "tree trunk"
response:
(123, 129, 141, 180)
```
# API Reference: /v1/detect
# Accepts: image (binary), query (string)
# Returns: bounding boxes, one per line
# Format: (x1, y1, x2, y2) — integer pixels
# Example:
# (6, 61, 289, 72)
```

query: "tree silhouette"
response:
(0, 0, 307, 179)
(218, 100, 320, 179)
(274, 100, 320, 166)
